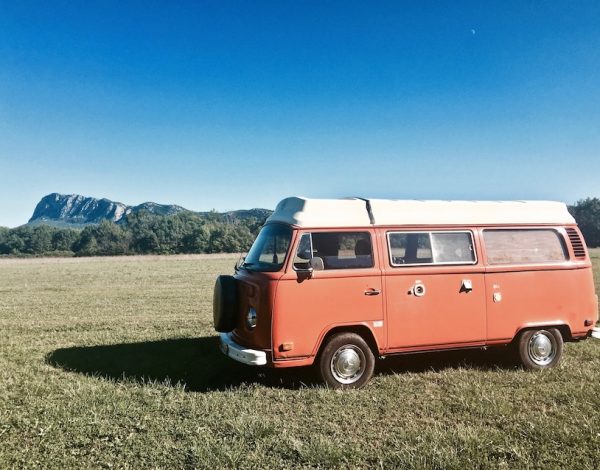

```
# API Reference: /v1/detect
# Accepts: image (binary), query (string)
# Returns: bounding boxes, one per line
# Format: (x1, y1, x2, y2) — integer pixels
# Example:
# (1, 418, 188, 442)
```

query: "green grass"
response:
(1, 252, 600, 468)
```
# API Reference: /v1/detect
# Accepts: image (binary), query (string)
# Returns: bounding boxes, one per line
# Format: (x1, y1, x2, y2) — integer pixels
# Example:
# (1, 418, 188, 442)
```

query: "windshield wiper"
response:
(241, 261, 255, 272)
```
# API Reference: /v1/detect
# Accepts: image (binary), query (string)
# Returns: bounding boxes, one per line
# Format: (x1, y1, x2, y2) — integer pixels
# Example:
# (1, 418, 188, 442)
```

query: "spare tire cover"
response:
(213, 275, 238, 332)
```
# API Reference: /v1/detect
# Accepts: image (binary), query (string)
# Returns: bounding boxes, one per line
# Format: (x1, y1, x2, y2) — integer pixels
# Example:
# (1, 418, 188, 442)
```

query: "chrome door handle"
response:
(460, 279, 473, 293)
(364, 289, 381, 296)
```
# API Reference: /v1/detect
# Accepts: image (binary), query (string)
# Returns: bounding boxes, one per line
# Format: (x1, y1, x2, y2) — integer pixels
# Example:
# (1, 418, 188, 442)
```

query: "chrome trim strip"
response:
(219, 332, 267, 366)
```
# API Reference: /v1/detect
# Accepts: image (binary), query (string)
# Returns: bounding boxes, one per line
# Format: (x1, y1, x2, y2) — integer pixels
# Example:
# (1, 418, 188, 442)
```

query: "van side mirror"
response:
(295, 264, 314, 274)
(295, 257, 324, 277)
(309, 257, 324, 271)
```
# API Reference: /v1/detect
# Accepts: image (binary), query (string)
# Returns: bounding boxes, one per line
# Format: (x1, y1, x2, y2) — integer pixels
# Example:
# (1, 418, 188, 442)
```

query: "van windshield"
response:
(243, 224, 292, 272)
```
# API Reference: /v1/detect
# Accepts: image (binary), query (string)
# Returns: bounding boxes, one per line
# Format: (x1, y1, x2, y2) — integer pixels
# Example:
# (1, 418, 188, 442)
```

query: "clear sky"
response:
(1, 1, 599, 227)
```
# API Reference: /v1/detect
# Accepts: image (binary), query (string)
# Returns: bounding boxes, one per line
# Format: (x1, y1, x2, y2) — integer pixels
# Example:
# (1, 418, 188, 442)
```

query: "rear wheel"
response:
(517, 328, 563, 370)
(318, 332, 375, 389)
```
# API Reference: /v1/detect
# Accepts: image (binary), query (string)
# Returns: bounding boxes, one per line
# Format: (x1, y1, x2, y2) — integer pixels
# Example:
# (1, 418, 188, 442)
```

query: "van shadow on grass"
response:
(46, 336, 517, 393)
(377, 346, 518, 376)
(46, 336, 319, 392)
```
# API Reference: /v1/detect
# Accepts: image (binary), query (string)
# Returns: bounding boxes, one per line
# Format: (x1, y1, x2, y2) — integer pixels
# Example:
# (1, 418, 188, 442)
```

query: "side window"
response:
(388, 233, 432, 264)
(431, 232, 475, 263)
(483, 229, 568, 265)
(388, 231, 476, 266)
(293, 233, 312, 269)
(294, 232, 374, 270)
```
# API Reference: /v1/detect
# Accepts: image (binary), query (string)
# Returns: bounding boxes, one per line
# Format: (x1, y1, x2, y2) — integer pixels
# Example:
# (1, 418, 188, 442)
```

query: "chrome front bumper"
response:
(219, 332, 267, 366)
(592, 327, 600, 340)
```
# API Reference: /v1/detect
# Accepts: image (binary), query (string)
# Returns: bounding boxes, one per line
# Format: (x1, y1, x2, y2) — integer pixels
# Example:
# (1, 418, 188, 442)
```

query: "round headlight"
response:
(246, 307, 257, 329)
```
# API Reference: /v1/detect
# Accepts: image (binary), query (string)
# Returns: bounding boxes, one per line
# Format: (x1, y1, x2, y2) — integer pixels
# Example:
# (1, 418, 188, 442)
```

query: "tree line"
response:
(2, 198, 600, 257)
(567, 197, 600, 248)
(0, 211, 265, 257)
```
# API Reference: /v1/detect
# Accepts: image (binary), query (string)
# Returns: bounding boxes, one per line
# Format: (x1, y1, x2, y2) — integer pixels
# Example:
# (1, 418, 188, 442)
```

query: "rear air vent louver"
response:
(566, 228, 586, 258)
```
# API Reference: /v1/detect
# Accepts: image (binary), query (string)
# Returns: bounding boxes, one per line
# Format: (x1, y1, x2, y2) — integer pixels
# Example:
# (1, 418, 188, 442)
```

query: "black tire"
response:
(213, 275, 238, 332)
(318, 332, 375, 389)
(516, 328, 563, 370)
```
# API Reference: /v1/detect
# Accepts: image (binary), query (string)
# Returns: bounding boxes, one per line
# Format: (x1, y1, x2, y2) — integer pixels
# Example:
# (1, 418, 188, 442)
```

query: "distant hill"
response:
(197, 208, 274, 223)
(28, 193, 272, 227)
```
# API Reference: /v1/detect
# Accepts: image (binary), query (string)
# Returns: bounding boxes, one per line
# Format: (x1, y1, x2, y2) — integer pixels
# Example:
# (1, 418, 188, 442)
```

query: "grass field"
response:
(1, 252, 600, 468)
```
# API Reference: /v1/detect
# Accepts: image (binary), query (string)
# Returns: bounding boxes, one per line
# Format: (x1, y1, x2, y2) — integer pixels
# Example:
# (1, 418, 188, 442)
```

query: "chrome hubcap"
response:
(330, 345, 365, 384)
(528, 331, 556, 366)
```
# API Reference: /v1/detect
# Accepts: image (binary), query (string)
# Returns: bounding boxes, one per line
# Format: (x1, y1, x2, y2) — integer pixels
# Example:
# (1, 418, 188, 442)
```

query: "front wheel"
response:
(318, 332, 375, 389)
(517, 328, 563, 370)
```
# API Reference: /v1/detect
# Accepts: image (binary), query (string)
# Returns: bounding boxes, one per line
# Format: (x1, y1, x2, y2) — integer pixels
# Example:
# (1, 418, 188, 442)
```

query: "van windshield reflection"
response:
(243, 224, 292, 272)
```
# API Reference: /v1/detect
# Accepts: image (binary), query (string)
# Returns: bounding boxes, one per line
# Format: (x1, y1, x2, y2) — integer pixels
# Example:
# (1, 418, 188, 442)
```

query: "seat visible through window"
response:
(309, 232, 373, 270)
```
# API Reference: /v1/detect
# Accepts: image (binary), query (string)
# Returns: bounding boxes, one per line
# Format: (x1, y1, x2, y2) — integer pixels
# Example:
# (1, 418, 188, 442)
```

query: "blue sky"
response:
(1, 1, 599, 227)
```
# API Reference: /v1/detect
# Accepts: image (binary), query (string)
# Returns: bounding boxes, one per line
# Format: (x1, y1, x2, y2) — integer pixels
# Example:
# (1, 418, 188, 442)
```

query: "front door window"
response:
(293, 232, 374, 270)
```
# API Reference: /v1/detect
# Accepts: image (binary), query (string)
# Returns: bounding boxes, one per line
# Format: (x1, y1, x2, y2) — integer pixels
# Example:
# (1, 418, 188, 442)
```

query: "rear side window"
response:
(483, 229, 568, 265)
(294, 232, 373, 270)
(388, 231, 476, 266)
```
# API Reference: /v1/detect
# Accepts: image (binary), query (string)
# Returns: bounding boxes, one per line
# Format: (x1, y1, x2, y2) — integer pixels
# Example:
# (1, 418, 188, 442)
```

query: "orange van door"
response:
(272, 230, 384, 360)
(384, 231, 486, 350)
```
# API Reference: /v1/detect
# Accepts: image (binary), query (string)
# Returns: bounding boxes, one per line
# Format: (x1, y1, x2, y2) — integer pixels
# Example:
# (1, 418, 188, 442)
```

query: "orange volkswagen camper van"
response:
(213, 197, 599, 388)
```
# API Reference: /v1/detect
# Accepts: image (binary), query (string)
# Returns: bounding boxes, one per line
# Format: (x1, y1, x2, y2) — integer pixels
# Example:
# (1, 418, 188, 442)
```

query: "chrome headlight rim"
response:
(246, 307, 257, 329)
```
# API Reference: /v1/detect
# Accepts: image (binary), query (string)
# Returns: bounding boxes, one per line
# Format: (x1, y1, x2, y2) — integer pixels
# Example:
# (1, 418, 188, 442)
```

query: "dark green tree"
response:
(51, 229, 78, 252)
(569, 198, 600, 247)
(74, 220, 129, 256)
(29, 226, 53, 253)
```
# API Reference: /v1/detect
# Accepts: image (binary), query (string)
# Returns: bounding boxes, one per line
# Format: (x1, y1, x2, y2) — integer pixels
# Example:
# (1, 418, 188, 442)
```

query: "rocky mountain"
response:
(28, 193, 271, 227)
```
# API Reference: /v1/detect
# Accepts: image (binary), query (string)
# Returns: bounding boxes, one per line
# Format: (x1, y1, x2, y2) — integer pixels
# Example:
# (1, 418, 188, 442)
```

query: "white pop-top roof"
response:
(265, 197, 575, 228)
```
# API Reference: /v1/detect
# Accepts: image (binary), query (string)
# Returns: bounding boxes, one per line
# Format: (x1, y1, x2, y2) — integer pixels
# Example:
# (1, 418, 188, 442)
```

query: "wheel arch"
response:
(315, 323, 381, 358)
(514, 322, 572, 342)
